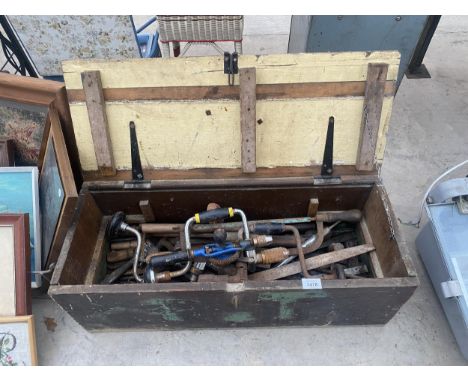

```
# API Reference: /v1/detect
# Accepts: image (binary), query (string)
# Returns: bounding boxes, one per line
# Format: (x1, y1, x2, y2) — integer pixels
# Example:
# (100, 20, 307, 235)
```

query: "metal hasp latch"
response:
(224, 52, 238, 86)
(441, 280, 463, 299)
(129, 121, 144, 181)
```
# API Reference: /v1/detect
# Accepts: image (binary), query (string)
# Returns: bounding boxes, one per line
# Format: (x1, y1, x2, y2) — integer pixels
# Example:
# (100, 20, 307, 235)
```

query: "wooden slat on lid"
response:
(81, 71, 115, 176)
(240, 68, 257, 173)
(356, 63, 389, 171)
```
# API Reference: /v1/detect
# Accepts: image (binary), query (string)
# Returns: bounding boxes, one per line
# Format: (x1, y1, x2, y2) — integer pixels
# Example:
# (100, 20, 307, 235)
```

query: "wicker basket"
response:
(158, 15, 243, 43)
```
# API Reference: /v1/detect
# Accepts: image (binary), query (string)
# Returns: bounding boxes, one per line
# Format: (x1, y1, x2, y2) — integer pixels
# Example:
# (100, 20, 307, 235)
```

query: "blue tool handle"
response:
(192, 243, 240, 258)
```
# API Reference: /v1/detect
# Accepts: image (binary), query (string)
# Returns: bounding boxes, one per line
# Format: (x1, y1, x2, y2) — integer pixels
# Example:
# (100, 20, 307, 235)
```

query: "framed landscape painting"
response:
(0, 167, 41, 287)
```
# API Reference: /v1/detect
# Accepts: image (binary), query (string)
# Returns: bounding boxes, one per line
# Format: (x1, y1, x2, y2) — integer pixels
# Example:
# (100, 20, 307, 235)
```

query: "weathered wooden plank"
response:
(307, 198, 319, 217)
(139, 200, 156, 222)
(240, 68, 257, 173)
(62, 52, 401, 89)
(81, 166, 379, 183)
(66, 81, 396, 102)
(48, 277, 417, 330)
(363, 185, 418, 278)
(358, 217, 384, 278)
(250, 244, 375, 281)
(81, 70, 115, 176)
(51, 193, 103, 285)
(107, 249, 133, 263)
(356, 63, 389, 171)
(84, 218, 108, 285)
(88, 185, 373, 223)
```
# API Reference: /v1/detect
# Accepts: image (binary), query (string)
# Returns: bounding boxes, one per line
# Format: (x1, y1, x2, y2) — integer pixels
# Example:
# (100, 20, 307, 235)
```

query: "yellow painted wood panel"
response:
(63, 52, 400, 89)
(71, 98, 393, 171)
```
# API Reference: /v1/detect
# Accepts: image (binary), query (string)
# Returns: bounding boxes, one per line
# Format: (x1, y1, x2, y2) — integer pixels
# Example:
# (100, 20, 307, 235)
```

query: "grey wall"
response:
(288, 15, 429, 86)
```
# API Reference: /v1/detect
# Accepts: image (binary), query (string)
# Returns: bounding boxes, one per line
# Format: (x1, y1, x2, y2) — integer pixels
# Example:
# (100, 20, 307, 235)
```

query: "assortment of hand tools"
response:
(102, 201, 375, 284)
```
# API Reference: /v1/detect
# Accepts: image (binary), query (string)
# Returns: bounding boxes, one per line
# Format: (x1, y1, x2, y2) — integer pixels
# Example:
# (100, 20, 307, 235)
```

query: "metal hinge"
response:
(123, 121, 151, 188)
(441, 280, 463, 299)
(129, 121, 144, 181)
(321, 116, 334, 176)
(224, 52, 238, 86)
(314, 116, 341, 185)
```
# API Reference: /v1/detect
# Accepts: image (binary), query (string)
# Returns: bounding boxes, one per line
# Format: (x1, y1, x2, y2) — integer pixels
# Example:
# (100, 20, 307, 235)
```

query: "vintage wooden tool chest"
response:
(48, 51, 418, 330)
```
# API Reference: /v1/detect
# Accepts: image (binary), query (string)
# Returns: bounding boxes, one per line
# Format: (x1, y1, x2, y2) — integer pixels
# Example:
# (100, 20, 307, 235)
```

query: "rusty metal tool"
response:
(145, 207, 259, 283)
(140, 216, 315, 235)
(143, 235, 272, 282)
(110, 240, 137, 250)
(252, 223, 311, 277)
(286, 210, 361, 259)
(249, 244, 375, 281)
(191, 202, 224, 281)
(284, 225, 311, 278)
(334, 263, 346, 279)
(344, 264, 369, 278)
(106, 211, 143, 283)
(276, 220, 341, 268)
(107, 249, 134, 263)
(315, 210, 362, 223)
(102, 258, 135, 284)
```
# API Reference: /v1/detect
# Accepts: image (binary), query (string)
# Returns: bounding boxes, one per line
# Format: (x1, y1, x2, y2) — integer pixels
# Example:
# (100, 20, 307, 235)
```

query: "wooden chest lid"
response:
(63, 51, 400, 181)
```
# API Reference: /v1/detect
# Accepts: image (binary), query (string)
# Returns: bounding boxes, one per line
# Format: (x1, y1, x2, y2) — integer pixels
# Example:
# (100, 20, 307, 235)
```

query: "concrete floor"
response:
(31, 15, 468, 365)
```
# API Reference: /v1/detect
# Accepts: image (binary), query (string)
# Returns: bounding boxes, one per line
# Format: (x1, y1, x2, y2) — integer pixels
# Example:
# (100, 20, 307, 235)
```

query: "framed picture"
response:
(0, 167, 41, 287)
(0, 100, 48, 166)
(0, 316, 38, 366)
(39, 106, 78, 268)
(0, 214, 31, 316)
(0, 72, 81, 186)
